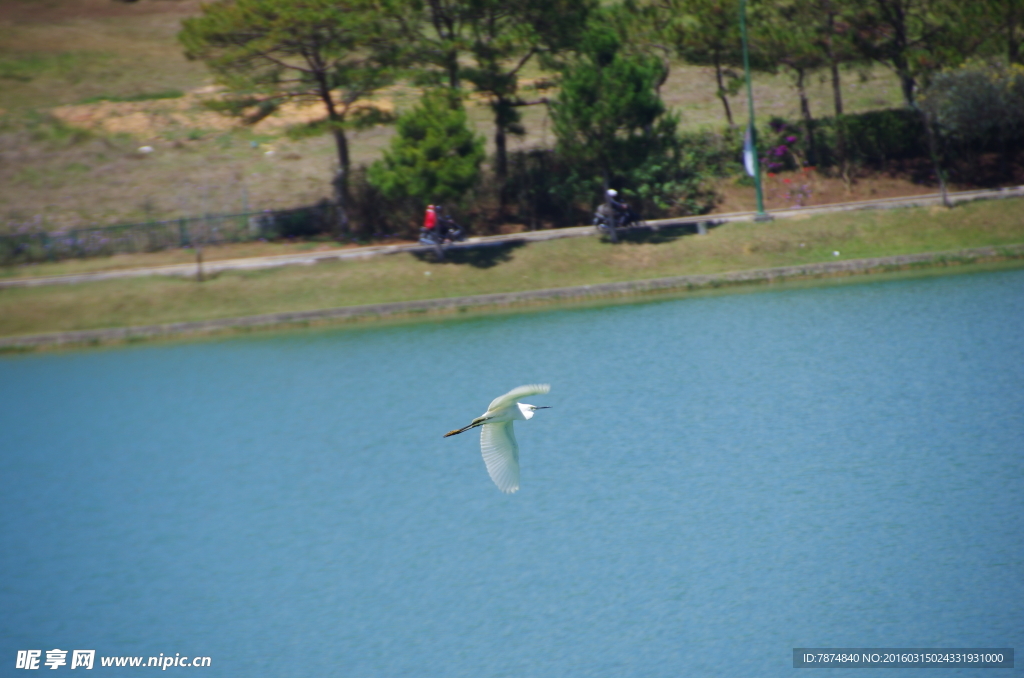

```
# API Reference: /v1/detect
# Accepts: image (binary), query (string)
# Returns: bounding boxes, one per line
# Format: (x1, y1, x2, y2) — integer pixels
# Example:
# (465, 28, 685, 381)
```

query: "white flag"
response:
(743, 123, 756, 177)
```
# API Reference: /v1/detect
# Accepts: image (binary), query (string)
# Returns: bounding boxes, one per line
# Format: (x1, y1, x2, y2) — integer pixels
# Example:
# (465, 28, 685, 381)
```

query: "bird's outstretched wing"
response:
(488, 383, 550, 412)
(480, 422, 520, 494)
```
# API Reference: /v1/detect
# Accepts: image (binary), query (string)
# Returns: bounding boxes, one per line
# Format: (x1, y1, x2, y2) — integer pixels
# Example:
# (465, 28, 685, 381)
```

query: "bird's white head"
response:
(517, 403, 551, 420)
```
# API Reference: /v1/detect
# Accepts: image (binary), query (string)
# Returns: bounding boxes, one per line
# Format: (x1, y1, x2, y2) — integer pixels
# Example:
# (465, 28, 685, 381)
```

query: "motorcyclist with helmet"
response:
(605, 189, 629, 219)
(434, 205, 464, 243)
(594, 188, 637, 240)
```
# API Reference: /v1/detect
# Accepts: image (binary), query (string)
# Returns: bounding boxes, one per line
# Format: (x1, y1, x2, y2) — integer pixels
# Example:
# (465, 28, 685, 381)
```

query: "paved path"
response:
(3, 242, 1022, 349)
(3, 185, 1022, 290)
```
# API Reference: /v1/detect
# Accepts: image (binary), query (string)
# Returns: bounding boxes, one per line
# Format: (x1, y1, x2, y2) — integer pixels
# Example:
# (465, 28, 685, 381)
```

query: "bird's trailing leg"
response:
(444, 417, 486, 438)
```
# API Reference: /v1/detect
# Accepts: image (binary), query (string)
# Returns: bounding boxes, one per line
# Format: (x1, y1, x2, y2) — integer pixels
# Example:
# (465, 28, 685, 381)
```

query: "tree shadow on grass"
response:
(614, 220, 725, 245)
(412, 240, 527, 269)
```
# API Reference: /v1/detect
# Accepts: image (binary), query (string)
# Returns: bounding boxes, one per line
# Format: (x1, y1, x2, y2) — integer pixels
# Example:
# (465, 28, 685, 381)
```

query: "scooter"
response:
(419, 220, 466, 259)
(593, 206, 642, 243)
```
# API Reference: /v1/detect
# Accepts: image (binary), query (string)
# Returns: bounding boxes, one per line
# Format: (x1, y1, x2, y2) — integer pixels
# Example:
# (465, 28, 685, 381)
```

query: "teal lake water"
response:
(2, 269, 1022, 676)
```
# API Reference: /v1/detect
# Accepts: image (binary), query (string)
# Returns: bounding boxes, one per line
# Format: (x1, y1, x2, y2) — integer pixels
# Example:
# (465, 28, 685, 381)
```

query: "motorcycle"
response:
(418, 219, 466, 259)
(593, 205, 643, 243)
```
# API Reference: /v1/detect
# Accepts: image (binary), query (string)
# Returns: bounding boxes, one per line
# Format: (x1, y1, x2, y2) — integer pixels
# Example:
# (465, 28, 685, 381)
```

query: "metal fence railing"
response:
(0, 203, 333, 266)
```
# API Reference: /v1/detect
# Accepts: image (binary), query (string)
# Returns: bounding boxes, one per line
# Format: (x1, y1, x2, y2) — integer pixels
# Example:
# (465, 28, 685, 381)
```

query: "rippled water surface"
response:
(2, 269, 1023, 676)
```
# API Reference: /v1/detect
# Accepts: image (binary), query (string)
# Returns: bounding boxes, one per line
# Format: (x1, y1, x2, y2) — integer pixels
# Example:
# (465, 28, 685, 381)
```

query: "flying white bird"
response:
(444, 384, 551, 493)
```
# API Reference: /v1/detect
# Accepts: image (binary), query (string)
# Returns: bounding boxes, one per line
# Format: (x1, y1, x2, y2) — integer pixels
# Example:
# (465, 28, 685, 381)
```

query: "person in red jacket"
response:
(423, 204, 437, 231)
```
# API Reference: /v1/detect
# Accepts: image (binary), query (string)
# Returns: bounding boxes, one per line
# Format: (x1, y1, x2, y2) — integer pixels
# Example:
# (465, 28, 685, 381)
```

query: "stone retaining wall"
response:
(3, 244, 1022, 350)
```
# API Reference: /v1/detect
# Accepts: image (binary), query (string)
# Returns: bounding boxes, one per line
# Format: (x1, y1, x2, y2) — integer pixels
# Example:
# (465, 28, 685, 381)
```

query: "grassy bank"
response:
(2, 197, 1023, 340)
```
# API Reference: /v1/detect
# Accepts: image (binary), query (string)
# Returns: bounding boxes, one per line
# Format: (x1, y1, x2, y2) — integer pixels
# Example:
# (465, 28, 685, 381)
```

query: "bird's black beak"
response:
(534, 406, 551, 409)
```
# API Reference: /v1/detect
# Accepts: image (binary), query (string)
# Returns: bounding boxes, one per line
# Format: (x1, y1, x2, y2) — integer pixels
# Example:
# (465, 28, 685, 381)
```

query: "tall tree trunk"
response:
(315, 67, 350, 235)
(796, 68, 817, 166)
(830, 62, 844, 116)
(898, 67, 916, 106)
(833, 65, 847, 172)
(492, 96, 513, 181)
(888, 0, 916, 106)
(922, 108, 949, 207)
(425, 0, 460, 88)
(447, 48, 460, 89)
(332, 126, 350, 234)
(494, 123, 507, 181)
(1009, 0, 1021, 64)
(713, 53, 734, 126)
(825, 6, 846, 171)
(494, 114, 509, 212)
(826, 7, 844, 117)
(654, 54, 671, 97)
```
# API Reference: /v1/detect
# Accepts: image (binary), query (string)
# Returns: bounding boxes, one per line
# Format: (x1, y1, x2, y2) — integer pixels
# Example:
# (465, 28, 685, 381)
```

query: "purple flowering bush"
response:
(761, 117, 805, 172)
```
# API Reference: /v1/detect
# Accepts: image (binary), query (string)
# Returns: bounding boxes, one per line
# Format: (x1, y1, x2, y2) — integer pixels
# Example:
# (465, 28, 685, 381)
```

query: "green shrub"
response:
(835, 109, 927, 164)
(501, 150, 592, 229)
(496, 127, 726, 230)
(921, 61, 1024, 151)
(368, 90, 485, 213)
(258, 202, 332, 239)
(548, 15, 724, 220)
(723, 109, 930, 172)
(617, 125, 725, 218)
(348, 166, 399, 239)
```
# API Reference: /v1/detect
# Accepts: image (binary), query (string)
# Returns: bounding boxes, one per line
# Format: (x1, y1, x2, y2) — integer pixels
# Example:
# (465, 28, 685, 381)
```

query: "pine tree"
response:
(550, 20, 667, 187)
(368, 89, 485, 207)
(180, 0, 396, 232)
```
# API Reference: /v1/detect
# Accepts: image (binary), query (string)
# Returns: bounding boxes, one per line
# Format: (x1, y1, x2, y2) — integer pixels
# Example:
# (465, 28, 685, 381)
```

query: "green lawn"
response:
(2, 198, 1023, 339)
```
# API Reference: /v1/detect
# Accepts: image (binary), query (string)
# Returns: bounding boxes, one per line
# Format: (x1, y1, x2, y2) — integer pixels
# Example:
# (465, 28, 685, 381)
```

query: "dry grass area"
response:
(0, 0, 920, 231)
(0, 0, 208, 110)
(662, 62, 904, 130)
(2, 197, 1023, 338)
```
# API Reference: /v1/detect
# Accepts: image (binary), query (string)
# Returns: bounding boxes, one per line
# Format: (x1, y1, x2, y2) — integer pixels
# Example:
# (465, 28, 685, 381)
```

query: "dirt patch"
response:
(713, 167, 956, 214)
(50, 87, 395, 139)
